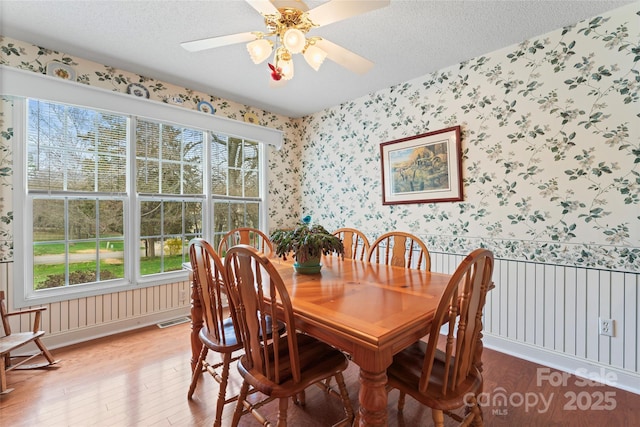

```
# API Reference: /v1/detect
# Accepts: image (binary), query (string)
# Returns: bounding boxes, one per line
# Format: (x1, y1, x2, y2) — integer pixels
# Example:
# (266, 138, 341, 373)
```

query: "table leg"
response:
(189, 269, 203, 372)
(358, 369, 388, 427)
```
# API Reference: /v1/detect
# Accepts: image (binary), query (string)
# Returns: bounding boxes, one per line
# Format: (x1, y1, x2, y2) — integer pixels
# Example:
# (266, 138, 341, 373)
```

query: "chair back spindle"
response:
(217, 227, 273, 257)
(367, 231, 431, 270)
(332, 227, 370, 261)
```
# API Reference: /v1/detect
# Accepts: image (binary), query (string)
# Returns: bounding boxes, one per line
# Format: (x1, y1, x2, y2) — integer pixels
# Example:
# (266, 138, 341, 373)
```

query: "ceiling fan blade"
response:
(307, 0, 389, 27)
(181, 32, 256, 52)
(246, 0, 280, 16)
(315, 39, 373, 75)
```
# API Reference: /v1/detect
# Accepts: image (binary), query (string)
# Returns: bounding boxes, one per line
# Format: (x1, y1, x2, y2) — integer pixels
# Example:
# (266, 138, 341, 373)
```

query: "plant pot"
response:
(293, 256, 322, 274)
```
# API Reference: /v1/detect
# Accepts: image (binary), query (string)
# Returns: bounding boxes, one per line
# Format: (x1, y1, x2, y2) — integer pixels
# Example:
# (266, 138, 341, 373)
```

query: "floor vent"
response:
(157, 317, 190, 329)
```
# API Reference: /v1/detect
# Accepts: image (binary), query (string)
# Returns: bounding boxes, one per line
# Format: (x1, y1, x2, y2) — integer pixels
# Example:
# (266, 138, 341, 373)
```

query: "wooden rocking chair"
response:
(0, 291, 59, 394)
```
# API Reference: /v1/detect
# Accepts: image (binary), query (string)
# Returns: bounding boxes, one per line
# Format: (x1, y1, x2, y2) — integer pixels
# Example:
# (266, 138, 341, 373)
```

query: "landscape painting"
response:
(380, 126, 463, 204)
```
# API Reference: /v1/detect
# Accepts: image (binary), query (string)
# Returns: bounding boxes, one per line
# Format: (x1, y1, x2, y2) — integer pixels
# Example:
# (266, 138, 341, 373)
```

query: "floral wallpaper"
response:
(0, 97, 13, 261)
(0, 2, 638, 274)
(296, 3, 639, 274)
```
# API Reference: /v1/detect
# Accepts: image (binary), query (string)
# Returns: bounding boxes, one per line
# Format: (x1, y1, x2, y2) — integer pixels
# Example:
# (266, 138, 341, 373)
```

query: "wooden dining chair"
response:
(187, 238, 244, 427)
(367, 231, 431, 270)
(386, 248, 494, 427)
(217, 227, 273, 256)
(332, 227, 370, 261)
(225, 244, 354, 427)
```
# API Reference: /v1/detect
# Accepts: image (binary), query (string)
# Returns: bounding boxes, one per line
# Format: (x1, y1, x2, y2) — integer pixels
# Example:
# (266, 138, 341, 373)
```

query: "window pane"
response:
(99, 200, 125, 279)
(184, 163, 203, 194)
(213, 202, 230, 233)
(243, 141, 259, 170)
(99, 201, 124, 236)
(246, 203, 260, 228)
(137, 159, 160, 193)
(68, 200, 97, 239)
(100, 247, 125, 280)
(244, 170, 259, 197)
(137, 120, 203, 195)
(140, 201, 162, 238)
(32, 196, 124, 290)
(161, 162, 182, 194)
(227, 138, 243, 197)
(164, 237, 185, 272)
(211, 134, 228, 195)
(162, 126, 183, 161)
(185, 202, 203, 237)
(33, 199, 65, 241)
(164, 201, 183, 235)
(27, 100, 127, 192)
(139, 199, 201, 276)
(136, 121, 160, 159)
(229, 202, 246, 229)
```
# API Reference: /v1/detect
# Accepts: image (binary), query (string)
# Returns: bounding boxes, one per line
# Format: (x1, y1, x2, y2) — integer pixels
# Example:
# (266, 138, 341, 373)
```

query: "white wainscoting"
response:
(0, 262, 191, 349)
(431, 252, 640, 395)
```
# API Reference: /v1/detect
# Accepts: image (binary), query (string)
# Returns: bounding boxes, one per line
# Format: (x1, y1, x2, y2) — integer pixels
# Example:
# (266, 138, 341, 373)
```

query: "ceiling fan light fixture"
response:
(282, 28, 306, 54)
(303, 45, 327, 71)
(246, 38, 273, 64)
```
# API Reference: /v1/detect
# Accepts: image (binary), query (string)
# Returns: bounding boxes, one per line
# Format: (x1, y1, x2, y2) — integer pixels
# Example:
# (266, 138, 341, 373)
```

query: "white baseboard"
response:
(40, 307, 191, 350)
(484, 333, 640, 396)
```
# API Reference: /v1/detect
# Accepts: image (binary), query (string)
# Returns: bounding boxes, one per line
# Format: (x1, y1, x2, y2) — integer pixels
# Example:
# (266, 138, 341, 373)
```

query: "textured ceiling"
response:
(0, 0, 634, 117)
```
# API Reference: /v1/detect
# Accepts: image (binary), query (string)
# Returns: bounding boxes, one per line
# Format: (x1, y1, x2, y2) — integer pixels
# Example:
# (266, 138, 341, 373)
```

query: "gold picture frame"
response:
(380, 126, 463, 205)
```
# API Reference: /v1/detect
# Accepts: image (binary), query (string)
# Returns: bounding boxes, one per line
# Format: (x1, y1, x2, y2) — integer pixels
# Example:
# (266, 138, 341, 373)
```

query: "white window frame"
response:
(4, 66, 282, 307)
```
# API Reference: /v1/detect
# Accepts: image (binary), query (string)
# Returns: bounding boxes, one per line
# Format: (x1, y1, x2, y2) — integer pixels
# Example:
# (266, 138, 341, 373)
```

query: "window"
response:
(28, 100, 127, 291)
(17, 98, 266, 305)
(136, 119, 204, 276)
(210, 133, 262, 250)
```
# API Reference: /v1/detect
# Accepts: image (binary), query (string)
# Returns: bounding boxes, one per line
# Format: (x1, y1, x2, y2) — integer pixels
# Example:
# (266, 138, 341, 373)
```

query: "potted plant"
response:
(270, 216, 344, 274)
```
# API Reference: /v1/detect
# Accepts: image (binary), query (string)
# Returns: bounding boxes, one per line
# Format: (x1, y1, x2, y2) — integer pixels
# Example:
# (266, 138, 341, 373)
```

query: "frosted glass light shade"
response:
(282, 28, 306, 54)
(246, 39, 273, 64)
(278, 58, 294, 80)
(303, 45, 327, 71)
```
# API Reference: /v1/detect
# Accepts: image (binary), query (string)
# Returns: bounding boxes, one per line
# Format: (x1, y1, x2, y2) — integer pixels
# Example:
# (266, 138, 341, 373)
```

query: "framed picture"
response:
(380, 126, 463, 205)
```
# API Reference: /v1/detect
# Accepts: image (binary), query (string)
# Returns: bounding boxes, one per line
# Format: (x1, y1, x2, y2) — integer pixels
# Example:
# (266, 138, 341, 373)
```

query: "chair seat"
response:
(199, 315, 285, 353)
(237, 333, 350, 398)
(387, 340, 483, 412)
(198, 318, 243, 352)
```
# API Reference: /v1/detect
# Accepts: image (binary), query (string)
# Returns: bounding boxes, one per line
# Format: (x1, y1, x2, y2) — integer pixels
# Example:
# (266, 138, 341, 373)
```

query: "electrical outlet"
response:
(179, 289, 187, 302)
(599, 318, 614, 337)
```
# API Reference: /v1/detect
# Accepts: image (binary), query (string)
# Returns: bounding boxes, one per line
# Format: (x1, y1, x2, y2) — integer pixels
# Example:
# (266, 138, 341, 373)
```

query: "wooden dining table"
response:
(187, 254, 453, 426)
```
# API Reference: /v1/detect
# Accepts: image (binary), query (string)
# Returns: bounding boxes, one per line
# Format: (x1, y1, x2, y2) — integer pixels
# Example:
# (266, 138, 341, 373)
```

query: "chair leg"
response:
(213, 352, 232, 427)
(231, 382, 250, 427)
(432, 409, 445, 427)
(333, 372, 354, 425)
(188, 345, 207, 399)
(277, 396, 289, 427)
(398, 391, 406, 411)
(0, 356, 8, 394)
(34, 338, 56, 364)
(293, 390, 306, 406)
(469, 396, 483, 427)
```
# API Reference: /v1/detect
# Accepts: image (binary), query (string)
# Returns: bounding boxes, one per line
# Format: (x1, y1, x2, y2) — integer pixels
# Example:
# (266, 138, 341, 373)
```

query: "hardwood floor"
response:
(1, 323, 638, 426)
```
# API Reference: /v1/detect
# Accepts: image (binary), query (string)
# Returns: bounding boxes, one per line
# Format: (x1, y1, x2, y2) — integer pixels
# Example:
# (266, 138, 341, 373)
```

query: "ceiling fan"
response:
(181, 0, 390, 81)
